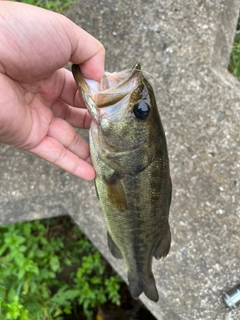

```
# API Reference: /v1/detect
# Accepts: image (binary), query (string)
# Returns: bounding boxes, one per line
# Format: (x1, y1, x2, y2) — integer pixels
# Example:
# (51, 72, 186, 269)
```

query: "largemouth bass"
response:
(72, 63, 172, 303)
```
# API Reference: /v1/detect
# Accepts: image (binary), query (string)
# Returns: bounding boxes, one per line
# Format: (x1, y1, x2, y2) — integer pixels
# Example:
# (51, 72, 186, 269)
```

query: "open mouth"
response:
(72, 63, 142, 123)
(72, 63, 141, 106)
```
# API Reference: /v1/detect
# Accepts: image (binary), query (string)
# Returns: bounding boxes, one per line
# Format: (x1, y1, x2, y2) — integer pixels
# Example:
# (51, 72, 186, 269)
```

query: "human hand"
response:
(0, 1, 105, 180)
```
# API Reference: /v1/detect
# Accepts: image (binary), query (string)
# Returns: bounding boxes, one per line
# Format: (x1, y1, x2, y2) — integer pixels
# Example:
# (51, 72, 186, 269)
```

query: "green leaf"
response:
(50, 256, 60, 272)
(51, 288, 79, 306)
(7, 288, 17, 303)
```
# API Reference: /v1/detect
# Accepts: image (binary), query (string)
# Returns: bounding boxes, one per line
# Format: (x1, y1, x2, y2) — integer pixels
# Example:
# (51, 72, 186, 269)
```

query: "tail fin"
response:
(128, 272, 159, 302)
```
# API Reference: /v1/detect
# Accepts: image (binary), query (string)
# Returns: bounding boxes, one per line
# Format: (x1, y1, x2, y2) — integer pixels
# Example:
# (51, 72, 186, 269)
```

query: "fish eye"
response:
(133, 101, 150, 120)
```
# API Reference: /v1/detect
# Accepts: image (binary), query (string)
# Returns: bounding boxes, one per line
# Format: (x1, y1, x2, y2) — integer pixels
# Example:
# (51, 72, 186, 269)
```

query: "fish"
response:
(72, 63, 172, 303)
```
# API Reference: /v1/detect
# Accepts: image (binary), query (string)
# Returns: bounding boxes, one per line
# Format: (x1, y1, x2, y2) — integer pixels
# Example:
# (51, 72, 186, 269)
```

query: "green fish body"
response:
(72, 64, 172, 302)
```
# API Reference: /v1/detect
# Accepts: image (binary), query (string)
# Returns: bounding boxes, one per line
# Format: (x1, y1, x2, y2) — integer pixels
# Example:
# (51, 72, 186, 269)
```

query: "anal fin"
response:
(153, 226, 171, 260)
(107, 231, 123, 259)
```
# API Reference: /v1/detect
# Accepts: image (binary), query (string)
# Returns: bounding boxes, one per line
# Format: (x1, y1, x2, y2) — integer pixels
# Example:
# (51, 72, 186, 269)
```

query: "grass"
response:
(17, 0, 76, 13)
(228, 16, 240, 79)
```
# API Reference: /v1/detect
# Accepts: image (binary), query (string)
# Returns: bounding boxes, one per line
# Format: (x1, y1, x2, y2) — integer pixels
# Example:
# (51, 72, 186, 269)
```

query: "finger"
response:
(0, 2, 105, 81)
(50, 100, 92, 129)
(69, 24, 105, 81)
(47, 117, 90, 159)
(29, 136, 95, 180)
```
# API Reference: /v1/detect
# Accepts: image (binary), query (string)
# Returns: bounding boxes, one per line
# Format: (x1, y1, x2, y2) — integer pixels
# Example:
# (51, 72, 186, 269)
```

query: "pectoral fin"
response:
(107, 231, 123, 259)
(103, 173, 127, 212)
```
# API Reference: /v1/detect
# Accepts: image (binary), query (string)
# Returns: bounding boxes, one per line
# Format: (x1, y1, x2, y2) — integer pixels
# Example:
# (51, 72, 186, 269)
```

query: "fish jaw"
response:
(72, 63, 143, 125)
(72, 64, 100, 124)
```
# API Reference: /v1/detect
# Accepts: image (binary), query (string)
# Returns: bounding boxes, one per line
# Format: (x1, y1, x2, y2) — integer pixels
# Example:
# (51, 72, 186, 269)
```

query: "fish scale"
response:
(72, 63, 172, 303)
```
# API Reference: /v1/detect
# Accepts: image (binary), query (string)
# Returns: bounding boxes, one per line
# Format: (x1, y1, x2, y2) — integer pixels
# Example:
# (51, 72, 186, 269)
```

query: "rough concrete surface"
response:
(1, 0, 240, 319)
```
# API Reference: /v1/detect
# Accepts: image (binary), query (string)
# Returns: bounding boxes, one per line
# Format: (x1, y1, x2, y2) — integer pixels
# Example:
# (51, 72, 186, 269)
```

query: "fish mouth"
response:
(72, 63, 142, 123)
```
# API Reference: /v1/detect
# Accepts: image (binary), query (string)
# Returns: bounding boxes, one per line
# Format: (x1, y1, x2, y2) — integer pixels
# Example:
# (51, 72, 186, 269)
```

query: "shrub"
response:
(0, 218, 122, 320)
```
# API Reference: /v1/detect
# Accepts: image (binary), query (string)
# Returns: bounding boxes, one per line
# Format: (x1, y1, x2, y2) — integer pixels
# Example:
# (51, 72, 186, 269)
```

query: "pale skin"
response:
(0, 1, 105, 180)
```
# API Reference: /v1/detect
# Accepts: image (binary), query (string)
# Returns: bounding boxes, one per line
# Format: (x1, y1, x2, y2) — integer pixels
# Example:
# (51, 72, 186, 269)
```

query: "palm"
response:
(0, 2, 105, 180)
(0, 67, 94, 179)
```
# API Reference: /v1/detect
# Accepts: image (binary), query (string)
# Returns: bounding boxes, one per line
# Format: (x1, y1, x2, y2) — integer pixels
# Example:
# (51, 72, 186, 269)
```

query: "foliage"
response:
(228, 16, 240, 79)
(18, 0, 76, 13)
(0, 219, 122, 320)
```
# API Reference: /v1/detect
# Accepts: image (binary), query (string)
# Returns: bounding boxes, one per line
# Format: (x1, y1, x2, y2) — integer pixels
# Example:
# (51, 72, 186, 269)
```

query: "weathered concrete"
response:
(1, 0, 240, 319)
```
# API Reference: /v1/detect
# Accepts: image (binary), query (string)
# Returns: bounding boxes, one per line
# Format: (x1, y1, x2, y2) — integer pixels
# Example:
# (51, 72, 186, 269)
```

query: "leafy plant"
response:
(0, 218, 122, 320)
(228, 16, 240, 79)
(18, 0, 76, 13)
